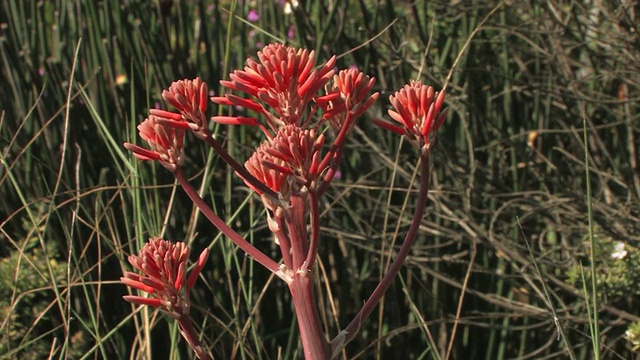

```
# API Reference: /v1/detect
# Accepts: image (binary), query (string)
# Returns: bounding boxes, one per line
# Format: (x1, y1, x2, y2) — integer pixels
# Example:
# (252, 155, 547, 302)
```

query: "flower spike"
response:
(121, 238, 209, 318)
(244, 142, 291, 211)
(162, 77, 209, 129)
(318, 68, 379, 132)
(375, 80, 447, 150)
(124, 114, 186, 172)
(211, 43, 336, 133)
(315, 69, 378, 187)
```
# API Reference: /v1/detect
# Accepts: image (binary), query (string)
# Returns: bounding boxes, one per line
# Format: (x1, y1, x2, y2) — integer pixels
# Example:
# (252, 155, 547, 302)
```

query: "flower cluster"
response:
(121, 238, 209, 318)
(121, 42, 448, 359)
(244, 124, 325, 210)
(244, 141, 290, 210)
(212, 44, 379, 212)
(123, 78, 210, 172)
(162, 78, 209, 129)
(211, 43, 338, 133)
(123, 114, 186, 171)
(318, 68, 378, 130)
(375, 80, 447, 150)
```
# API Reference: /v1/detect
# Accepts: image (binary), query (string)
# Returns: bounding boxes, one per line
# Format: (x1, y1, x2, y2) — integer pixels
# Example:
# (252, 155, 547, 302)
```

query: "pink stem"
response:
(290, 272, 331, 359)
(283, 192, 329, 358)
(175, 168, 291, 283)
(301, 191, 320, 273)
(316, 151, 340, 198)
(330, 151, 431, 354)
(286, 194, 309, 269)
(272, 210, 293, 268)
(317, 111, 355, 196)
(200, 130, 281, 201)
(177, 315, 213, 360)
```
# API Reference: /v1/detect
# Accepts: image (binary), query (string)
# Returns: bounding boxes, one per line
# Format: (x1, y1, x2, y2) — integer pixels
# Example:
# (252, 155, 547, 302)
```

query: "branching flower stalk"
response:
(174, 167, 293, 283)
(330, 151, 431, 355)
(330, 80, 447, 355)
(121, 43, 446, 359)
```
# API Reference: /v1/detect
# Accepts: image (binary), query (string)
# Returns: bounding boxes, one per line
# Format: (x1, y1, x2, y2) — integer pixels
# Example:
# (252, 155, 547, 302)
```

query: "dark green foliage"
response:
(0, 209, 87, 359)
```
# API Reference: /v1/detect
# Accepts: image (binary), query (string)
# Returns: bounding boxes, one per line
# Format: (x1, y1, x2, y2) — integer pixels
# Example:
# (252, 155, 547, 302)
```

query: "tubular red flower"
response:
(186, 248, 210, 289)
(244, 143, 290, 210)
(121, 272, 156, 293)
(121, 238, 209, 317)
(243, 125, 326, 210)
(267, 124, 325, 187)
(376, 80, 447, 150)
(122, 295, 164, 308)
(320, 68, 379, 131)
(162, 77, 209, 128)
(211, 115, 259, 126)
(124, 114, 185, 171)
(210, 94, 265, 114)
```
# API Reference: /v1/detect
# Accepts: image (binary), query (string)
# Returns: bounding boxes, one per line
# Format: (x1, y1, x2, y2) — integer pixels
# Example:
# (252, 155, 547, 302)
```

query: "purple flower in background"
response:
(248, 9, 259, 22)
(287, 24, 295, 39)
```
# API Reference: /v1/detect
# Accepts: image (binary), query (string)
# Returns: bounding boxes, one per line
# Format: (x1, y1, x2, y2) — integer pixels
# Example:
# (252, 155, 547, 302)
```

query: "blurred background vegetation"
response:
(1, 0, 639, 359)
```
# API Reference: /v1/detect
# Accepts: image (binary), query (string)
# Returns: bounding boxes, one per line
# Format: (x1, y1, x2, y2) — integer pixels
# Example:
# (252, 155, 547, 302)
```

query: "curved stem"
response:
(271, 209, 293, 269)
(330, 151, 431, 355)
(177, 315, 213, 360)
(302, 191, 320, 273)
(316, 151, 340, 198)
(175, 168, 292, 283)
(317, 111, 354, 197)
(201, 131, 281, 201)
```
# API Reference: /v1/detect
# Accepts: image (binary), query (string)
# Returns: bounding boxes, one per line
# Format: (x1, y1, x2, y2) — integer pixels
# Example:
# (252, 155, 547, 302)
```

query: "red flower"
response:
(243, 125, 325, 208)
(124, 113, 186, 171)
(244, 142, 291, 211)
(375, 81, 447, 150)
(162, 78, 209, 128)
(269, 125, 324, 187)
(211, 43, 336, 132)
(317, 68, 379, 130)
(121, 238, 209, 318)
